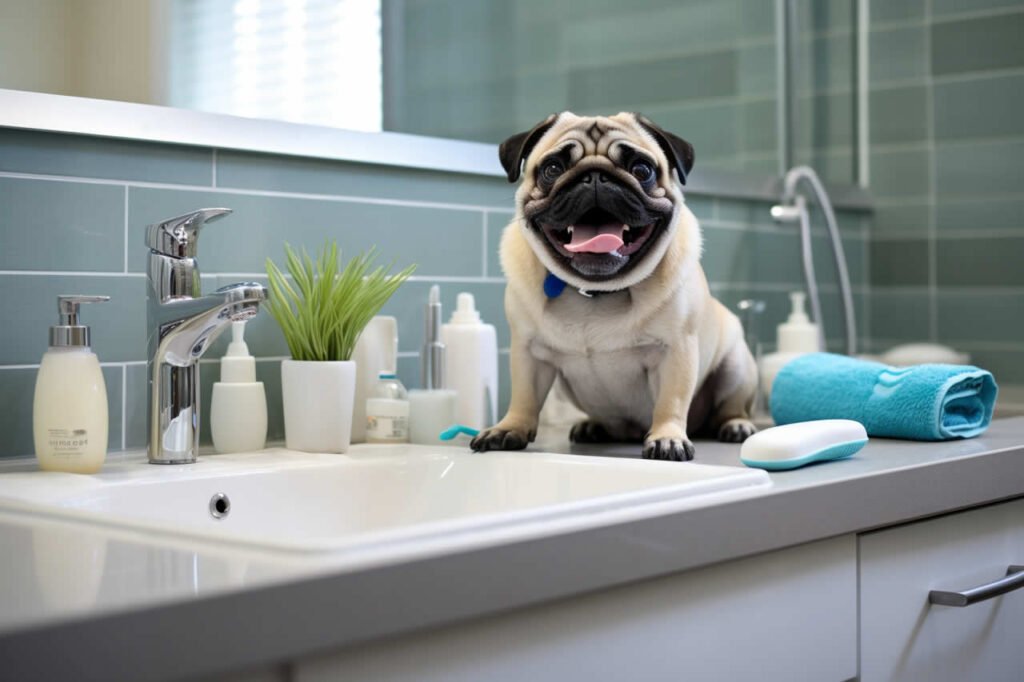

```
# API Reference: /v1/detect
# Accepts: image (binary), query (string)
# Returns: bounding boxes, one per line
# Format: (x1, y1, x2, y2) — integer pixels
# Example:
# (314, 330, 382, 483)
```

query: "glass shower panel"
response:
(788, 0, 860, 185)
(382, 0, 781, 176)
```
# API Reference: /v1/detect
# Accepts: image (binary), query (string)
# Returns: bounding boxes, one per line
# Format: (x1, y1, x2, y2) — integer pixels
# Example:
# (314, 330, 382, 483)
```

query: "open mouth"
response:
(540, 208, 658, 260)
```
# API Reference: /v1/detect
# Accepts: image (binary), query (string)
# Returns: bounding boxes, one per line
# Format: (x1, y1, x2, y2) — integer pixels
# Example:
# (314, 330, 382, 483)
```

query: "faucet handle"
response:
(145, 208, 232, 258)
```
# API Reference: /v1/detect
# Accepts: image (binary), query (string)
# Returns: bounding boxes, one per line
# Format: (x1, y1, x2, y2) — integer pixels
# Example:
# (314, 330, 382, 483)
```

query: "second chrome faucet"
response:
(146, 208, 267, 464)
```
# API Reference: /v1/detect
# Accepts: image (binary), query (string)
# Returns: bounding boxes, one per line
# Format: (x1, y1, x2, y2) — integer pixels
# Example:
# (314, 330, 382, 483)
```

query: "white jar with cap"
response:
(210, 320, 268, 453)
(441, 292, 499, 430)
(33, 295, 110, 473)
(759, 291, 822, 409)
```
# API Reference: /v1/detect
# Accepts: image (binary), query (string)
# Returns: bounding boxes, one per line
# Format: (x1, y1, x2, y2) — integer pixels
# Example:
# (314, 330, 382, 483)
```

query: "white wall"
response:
(0, 0, 74, 95)
(0, 0, 161, 104)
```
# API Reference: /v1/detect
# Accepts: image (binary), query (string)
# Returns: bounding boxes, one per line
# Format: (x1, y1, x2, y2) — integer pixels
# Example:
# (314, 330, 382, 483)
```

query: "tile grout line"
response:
(121, 365, 127, 451)
(481, 211, 488, 278)
(123, 186, 130, 273)
(873, 284, 1024, 294)
(0, 361, 143, 371)
(406, 275, 505, 284)
(0, 170, 514, 214)
(862, 213, 871, 348)
(925, 0, 938, 343)
(871, 64, 1024, 92)
(873, 229, 1024, 241)
(0, 270, 146, 277)
(928, 4, 1024, 24)
(872, 190, 1024, 205)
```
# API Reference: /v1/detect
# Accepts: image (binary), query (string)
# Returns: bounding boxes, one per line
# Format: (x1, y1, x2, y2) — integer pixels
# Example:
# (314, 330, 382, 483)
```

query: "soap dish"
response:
(740, 419, 868, 471)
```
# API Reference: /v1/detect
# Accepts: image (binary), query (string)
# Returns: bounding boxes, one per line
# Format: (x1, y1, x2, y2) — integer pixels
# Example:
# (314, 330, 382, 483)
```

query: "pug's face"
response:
(499, 112, 695, 289)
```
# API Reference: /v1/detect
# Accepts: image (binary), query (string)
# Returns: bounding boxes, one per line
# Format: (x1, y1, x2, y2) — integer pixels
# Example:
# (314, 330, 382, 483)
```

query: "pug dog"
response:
(470, 112, 758, 461)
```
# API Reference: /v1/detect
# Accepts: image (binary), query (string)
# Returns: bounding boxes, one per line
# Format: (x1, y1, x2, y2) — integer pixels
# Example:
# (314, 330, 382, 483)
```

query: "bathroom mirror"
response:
(0, 0, 867, 195)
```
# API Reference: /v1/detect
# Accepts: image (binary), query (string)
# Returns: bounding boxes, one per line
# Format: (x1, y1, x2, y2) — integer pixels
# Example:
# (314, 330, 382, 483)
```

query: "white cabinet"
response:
(296, 536, 857, 682)
(859, 498, 1024, 682)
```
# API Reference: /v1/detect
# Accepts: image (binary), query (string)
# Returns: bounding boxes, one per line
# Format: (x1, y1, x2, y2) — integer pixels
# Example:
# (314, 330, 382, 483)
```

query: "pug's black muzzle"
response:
(528, 171, 672, 280)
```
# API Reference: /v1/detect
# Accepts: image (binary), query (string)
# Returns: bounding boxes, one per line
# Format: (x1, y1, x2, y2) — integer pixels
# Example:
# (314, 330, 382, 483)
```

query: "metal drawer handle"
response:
(929, 565, 1024, 607)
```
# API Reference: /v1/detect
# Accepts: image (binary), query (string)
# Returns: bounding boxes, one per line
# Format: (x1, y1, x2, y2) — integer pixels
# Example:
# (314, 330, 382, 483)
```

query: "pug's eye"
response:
(541, 160, 565, 182)
(630, 160, 655, 183)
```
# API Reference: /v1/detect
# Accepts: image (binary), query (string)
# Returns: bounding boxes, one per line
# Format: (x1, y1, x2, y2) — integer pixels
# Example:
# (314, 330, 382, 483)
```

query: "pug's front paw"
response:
(470, 425, 535, 452)
(718, 418, 757, 443)
(569, 420, 613, 443)
(642, 437, 696, 462)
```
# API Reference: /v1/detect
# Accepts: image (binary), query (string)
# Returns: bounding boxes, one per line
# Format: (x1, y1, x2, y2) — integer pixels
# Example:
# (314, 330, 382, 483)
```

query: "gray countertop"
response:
(2, 417, 1024, 682)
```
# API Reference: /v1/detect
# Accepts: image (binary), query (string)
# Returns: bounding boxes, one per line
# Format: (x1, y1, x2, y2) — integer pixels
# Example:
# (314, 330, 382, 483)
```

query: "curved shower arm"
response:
(774, 166, 858, 356)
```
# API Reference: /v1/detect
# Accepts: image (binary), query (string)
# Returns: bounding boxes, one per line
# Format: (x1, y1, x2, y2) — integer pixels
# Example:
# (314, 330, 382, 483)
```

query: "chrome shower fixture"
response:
(771, 166, 857, 356)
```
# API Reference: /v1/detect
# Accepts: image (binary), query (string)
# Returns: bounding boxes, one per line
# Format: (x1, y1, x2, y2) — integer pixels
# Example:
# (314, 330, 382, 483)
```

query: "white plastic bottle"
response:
(759, 291, 821, 406)
(441, 292, 499, 430)
(366, 372, 410, 443)
(350, 316, 399, 444)
(210, 320, 268, 453)
(33, 295, 110, 474)
(409, 285, 456, 444)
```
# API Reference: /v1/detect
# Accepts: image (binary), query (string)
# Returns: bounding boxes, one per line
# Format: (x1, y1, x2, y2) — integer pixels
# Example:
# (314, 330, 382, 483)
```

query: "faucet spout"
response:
(145, 208, 267, 464)
(151, 284, 266, 368)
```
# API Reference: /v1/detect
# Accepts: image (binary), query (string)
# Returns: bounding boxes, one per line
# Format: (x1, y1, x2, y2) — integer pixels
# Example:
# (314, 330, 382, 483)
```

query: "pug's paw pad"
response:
(569, 420, 614, 443)
(718, 419, 757, 443)
(642, 437, 695, 462)
(470, 427, 530, 452)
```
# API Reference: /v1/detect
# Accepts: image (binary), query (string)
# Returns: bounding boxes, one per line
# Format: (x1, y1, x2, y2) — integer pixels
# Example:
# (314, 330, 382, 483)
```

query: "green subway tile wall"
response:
(383, 0, 845, 177)
(5, 0, 1022, 456)
(0, 127, 867, 458)
(867, 0, 1024, 389)
(930, 11, 1024, 76)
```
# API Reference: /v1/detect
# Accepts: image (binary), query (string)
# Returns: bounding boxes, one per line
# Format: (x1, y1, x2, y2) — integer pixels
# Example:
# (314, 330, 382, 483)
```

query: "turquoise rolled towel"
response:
(771, 353, 998, 440)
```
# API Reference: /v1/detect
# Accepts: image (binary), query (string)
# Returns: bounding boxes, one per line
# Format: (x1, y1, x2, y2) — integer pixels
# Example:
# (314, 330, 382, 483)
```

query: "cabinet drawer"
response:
(859, 498, 1024, 682)
(298, 536, 857, 682)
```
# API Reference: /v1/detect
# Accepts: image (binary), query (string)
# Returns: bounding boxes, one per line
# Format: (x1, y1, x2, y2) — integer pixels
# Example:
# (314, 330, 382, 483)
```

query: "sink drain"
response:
(209, 493, 231, 519)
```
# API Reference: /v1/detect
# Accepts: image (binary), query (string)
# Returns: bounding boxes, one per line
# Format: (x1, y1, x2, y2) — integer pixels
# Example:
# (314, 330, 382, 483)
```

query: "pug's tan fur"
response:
(472, 112, 757, 461)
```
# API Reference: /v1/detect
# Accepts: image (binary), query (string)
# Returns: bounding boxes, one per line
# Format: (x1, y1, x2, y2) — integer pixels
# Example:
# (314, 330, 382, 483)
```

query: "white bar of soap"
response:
(740, 419, 868, 471)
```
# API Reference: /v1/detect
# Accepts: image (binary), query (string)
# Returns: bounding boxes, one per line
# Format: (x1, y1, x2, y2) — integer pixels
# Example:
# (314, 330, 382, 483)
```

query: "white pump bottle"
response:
(759, 291, 821, 408)
(33, 295, 111, 473)
(210, 321, 268, 453)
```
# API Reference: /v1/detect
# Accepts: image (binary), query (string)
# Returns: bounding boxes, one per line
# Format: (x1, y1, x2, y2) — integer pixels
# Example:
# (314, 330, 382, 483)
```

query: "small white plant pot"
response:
(281, 359, 356, 453)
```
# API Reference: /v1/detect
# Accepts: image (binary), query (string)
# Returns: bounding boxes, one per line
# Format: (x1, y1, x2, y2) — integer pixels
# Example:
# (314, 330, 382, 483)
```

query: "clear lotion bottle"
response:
(33, 295, 111, 473)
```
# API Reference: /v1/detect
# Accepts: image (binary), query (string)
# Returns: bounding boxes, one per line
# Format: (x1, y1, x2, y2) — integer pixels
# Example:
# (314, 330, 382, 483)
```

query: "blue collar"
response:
(544, 272, 621, 299)
(543, 272, 568, 298)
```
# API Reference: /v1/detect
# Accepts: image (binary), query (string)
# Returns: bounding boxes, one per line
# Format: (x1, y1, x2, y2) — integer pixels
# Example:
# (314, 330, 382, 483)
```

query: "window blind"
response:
(168, 0, 382, 131)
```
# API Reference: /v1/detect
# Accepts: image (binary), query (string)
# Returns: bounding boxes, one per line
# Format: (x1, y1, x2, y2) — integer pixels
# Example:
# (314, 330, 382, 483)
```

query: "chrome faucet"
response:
(146, 208, 267, 464)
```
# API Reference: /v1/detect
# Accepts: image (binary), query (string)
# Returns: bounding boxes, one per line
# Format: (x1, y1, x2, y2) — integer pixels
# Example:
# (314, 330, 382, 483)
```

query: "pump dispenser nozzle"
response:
(50, 295, 110, 347)
(220, 320, 256, 383)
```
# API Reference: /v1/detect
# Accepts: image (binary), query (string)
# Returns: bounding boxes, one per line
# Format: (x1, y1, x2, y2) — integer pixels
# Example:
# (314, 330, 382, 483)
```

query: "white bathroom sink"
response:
(0, 446, 769, 562)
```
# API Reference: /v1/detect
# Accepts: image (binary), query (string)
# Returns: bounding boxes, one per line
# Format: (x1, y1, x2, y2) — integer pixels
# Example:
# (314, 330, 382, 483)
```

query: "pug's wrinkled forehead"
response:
(499, 112, 694, 189)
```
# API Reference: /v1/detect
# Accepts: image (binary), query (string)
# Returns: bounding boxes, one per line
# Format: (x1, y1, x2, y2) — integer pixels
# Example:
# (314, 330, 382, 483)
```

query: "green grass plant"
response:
(265, 241, 415, 362)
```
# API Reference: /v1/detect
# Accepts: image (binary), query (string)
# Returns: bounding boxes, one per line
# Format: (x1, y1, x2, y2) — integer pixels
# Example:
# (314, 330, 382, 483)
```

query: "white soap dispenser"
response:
(33, 295, 110, 473)
(441, 292, 499, 430)
(210, 320, 268, 453)
(759, 291, 821, 407)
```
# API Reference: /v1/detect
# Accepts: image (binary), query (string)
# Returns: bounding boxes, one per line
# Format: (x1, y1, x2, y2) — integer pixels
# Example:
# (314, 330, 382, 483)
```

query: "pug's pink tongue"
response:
(564, 224, 625, 253)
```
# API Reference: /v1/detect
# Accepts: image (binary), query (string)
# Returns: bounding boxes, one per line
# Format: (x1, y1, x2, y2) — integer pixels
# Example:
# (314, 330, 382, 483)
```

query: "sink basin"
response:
(0, 446, 769, 562)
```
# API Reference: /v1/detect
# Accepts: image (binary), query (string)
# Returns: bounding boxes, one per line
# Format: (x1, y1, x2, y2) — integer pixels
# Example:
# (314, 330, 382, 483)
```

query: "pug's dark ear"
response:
(498, 114, 558, 183)
(635, 114, 695, 185)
